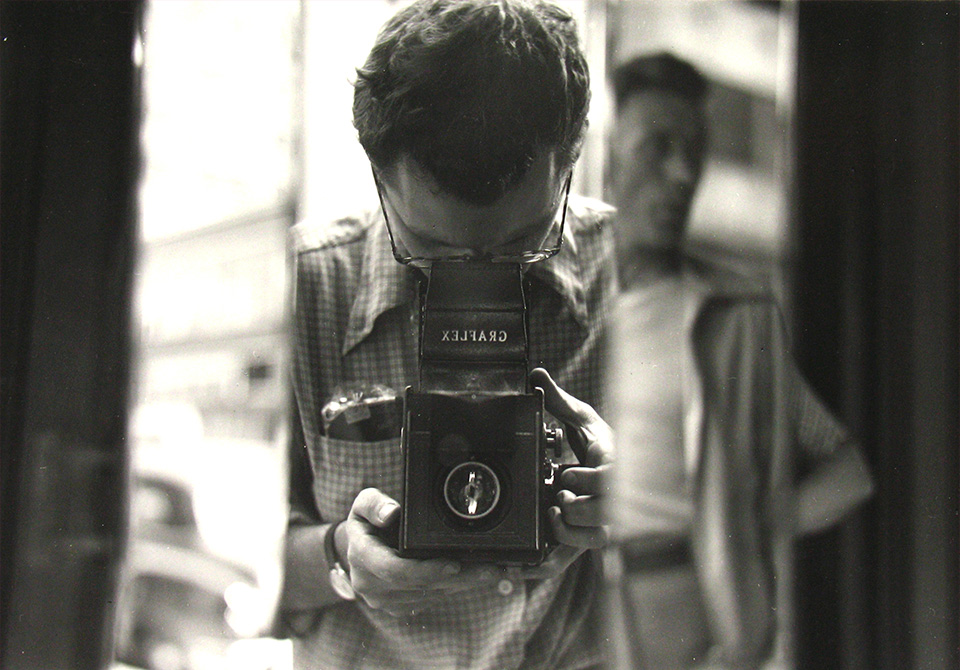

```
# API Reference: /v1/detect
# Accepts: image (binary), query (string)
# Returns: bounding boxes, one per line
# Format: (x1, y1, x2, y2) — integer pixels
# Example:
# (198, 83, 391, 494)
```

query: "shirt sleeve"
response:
(287, 392, 323, 526)
(790, 368, 854, 468)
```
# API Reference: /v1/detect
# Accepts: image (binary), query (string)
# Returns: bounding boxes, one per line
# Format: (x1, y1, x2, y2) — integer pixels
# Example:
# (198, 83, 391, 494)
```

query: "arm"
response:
(280, 412, 343, 612)
(792, 376, 874, 535)
(796, 440, 873, 534)
(282, 523, 341, 611)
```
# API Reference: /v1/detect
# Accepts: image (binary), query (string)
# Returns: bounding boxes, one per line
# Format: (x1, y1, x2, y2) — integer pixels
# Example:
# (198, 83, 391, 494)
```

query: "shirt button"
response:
(497, 579, 514, 596)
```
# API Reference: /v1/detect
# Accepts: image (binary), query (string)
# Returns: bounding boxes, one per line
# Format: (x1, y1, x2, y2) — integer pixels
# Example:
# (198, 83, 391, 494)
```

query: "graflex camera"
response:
(398, 261, 566, 565)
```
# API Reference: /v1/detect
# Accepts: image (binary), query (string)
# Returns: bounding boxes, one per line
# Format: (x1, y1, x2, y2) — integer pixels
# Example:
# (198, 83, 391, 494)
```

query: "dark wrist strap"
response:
(324, 519, 346, 571)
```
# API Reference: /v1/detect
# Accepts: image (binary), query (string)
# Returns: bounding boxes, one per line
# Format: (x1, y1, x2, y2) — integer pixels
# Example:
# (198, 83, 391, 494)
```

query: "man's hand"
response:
(341, 487, 504, 616)
(340, 371, 613, 605)
(530, 367, 613, 552)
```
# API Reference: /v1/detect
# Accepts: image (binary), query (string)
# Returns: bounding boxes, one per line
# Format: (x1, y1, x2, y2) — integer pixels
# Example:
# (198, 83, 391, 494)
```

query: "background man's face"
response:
(610, 89, 706, 256)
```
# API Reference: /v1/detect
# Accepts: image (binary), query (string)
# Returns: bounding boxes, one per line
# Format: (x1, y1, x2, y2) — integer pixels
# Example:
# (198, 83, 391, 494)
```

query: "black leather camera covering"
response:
(418, 261, 528, 395)
(399, 261, 557, 564)
(400, 390, 550, 564)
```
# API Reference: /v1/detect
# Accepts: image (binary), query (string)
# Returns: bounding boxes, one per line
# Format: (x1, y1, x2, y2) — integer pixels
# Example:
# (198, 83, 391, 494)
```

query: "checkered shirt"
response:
(287, 195, 617, 670)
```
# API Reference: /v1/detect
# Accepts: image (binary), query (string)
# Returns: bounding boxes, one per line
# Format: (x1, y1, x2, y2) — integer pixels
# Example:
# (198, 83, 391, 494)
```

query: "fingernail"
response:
(378, 502, 399, 523)
(443, 562, 460, 576)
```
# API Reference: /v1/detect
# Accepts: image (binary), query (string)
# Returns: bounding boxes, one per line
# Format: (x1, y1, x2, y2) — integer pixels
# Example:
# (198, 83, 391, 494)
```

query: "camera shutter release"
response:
(444, 462, 501, 519)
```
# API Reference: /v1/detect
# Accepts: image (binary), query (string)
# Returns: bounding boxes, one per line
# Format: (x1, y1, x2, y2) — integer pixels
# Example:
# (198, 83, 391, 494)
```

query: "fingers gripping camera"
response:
(398, 262, 568, 565)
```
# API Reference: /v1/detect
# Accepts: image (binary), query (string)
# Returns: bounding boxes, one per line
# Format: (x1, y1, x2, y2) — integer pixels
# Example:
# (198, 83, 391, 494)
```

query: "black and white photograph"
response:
(2, 2, 957, 669)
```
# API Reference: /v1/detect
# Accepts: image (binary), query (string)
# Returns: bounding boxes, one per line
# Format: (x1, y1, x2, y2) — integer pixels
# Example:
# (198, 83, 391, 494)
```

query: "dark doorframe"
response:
(792, 3, 959, 669)
(1, 3, 142, 668)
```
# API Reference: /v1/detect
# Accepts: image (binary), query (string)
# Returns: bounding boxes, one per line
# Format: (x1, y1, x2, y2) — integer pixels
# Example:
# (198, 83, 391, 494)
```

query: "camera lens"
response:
(443, 462, 501, 520)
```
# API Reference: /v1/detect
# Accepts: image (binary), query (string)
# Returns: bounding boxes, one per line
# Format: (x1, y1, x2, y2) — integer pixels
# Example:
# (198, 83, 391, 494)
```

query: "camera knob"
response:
(544, 426, 563, 458)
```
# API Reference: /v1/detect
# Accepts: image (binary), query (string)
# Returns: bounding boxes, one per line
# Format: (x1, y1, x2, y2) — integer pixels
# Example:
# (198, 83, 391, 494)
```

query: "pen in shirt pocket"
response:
(321, 384, 402, 441)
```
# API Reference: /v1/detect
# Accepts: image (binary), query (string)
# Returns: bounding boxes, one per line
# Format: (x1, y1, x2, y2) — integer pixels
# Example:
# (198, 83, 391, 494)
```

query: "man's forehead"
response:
(617, 89, 705, 129)
(382, 155, 450, 201)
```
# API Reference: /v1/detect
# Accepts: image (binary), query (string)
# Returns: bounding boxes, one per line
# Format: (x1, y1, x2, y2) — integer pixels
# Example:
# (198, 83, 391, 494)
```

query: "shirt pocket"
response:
(311, 434, 404, 522)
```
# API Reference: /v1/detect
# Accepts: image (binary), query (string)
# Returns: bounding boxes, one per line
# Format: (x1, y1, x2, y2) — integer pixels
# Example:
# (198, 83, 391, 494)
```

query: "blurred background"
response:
(115, 4, 297, 669)
(1, 1, 956, 669)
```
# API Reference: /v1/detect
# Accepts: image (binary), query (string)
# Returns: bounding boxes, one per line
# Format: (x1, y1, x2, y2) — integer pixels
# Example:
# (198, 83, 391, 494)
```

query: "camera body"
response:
(398, 261, 564, 565)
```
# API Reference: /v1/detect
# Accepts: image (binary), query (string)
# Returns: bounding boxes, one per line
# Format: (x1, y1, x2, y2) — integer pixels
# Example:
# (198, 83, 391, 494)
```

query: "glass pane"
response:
(604, 0, 795, 293)
(113, 2, 300, 669)
(601, 1, 797, 668)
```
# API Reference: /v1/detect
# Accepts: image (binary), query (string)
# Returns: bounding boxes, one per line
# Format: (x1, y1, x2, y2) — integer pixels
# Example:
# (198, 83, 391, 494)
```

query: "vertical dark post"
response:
(1, 2, 142, 668)
(793, 2, 958, 668)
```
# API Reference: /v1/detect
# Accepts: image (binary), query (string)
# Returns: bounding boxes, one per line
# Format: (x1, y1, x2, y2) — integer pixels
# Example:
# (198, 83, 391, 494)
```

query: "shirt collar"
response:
(526, 222, 589, 326)
(342, 207, 589, 356)
(342, 210, 419, 356)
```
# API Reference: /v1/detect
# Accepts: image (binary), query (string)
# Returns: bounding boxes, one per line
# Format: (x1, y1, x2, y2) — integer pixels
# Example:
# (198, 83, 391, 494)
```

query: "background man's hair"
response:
(353, 0, 590, 206)
(611, 51, 708, 111)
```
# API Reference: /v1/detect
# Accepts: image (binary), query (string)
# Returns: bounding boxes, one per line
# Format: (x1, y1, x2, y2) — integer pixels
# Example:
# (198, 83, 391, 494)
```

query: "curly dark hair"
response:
(353, 0, 590, 206)
(611, 51, 708, 111)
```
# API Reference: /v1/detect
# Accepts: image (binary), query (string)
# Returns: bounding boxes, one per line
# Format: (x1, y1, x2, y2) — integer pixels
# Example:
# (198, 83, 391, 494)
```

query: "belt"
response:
(618, 538, 692, 573)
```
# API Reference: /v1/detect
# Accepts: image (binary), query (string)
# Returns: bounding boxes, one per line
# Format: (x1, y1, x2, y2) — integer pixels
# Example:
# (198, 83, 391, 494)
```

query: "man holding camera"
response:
(280, 2, 615, 668)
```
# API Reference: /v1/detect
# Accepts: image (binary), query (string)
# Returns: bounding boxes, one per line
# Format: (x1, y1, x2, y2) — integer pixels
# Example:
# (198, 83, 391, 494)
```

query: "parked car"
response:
(113, 404, 286, 670)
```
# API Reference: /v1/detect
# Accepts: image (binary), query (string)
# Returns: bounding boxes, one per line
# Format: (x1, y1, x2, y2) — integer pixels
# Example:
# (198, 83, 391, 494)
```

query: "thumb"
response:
(529, 367, 595, 427)
(349, 487, 401, 528)
(530, 368, 609, 466)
